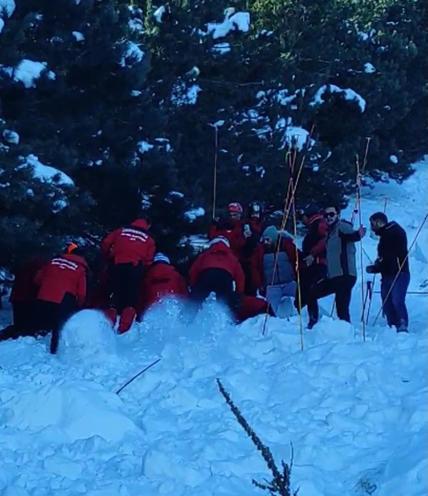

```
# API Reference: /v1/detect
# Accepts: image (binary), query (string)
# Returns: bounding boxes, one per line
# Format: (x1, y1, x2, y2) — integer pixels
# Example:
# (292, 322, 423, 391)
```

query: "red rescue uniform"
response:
(139, 262, 188, 312)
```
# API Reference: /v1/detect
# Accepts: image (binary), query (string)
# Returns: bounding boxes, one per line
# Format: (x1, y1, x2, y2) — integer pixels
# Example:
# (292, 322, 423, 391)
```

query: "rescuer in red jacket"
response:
(101, 218, 156, 334)
(0, 256, 48, 342)
(296, 205, 328, 328)
(10, 256, 48, 333)
(34, 244, 88, 354)
(138, 252, 188, 315)
(189, 236, 245, 314)
(208, 202, 249, 259)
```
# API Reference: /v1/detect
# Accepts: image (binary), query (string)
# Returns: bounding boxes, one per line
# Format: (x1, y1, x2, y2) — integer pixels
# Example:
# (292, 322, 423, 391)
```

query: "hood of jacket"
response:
(131, 218, 150, 230)
(62, 253, 88, 269)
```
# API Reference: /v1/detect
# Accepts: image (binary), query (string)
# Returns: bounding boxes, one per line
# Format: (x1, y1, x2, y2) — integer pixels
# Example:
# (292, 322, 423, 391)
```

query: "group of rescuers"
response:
(2, 201, 410, 353)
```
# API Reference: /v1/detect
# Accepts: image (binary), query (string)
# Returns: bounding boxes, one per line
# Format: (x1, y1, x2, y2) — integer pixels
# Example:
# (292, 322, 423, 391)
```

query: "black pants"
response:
(35, 293, 77, 354)
(110, 263, 143, 313)
(311, 275, 356, 322)
(190, 268, 240, 314)
(241, 259, 257, 296)
(296, 264, 327, 321)
(12, 301, 38, 335)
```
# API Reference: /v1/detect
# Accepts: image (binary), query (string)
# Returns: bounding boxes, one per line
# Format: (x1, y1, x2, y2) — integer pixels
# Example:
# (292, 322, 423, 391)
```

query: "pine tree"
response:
(0, 0, 190, 266)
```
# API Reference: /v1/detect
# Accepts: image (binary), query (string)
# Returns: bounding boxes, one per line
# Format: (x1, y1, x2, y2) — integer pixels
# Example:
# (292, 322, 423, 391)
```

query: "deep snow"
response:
(0, 160, 427, 496)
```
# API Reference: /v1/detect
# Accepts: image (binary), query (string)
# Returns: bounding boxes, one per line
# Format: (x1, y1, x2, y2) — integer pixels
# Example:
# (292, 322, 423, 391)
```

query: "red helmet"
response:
(227, 202, 243, 214)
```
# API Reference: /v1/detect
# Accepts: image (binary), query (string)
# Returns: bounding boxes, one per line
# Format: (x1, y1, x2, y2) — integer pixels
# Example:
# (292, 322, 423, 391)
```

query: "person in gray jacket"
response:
(261, 226, 297, 317)
(309, 205, 366, 327)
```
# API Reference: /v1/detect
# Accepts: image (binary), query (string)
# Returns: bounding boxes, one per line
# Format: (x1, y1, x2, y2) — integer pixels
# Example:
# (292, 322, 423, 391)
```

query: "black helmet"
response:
(304, 203, 321, 218)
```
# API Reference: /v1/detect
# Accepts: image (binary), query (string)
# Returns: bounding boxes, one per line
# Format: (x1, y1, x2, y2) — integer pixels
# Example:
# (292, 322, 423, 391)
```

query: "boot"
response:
(104, 307, 117, 326)
(118, 306, 137, 334)
(396, 319, 408, 333)
(307, 318, 318, 329)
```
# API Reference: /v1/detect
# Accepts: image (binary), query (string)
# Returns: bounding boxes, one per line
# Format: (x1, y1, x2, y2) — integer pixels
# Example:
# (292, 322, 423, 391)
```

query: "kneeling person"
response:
(139, 252, 188, 314)
(189, 236, 245, 314)
(34, 244, 88, 354)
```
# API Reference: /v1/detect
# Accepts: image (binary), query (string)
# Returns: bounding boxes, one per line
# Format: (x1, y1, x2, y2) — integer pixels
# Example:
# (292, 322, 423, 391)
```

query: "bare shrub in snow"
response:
(217, 379, 298, 496)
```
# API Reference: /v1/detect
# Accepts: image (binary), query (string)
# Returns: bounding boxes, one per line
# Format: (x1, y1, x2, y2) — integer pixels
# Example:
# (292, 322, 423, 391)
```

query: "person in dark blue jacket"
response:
(366, 212, 410, 332)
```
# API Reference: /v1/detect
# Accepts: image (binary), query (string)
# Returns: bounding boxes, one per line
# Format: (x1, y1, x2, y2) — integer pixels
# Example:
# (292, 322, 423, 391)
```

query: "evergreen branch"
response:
(216, 379, 298, 496)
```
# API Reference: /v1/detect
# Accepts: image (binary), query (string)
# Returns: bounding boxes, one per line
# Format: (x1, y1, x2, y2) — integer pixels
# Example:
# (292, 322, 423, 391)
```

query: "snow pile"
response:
(0, 0, 15, 34)
(5, 381, 141, 443)
(60, 309, 117, 360)
(206, 11, 250, 39)
(311, 83, 367, 112)
(19, 154, 74, 186)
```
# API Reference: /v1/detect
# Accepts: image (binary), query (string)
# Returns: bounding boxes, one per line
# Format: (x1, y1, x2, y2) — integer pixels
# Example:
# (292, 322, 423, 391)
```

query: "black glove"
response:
(366, 265, 377, 274)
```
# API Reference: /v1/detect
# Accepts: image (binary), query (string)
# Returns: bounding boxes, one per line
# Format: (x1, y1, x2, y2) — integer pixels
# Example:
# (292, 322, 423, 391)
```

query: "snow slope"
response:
(0, 160, 427, 496)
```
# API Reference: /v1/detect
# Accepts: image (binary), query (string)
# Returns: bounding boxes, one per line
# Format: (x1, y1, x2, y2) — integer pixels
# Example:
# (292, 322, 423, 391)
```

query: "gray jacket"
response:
(263, 251, 295, 286)
(326, 220, 361, 278)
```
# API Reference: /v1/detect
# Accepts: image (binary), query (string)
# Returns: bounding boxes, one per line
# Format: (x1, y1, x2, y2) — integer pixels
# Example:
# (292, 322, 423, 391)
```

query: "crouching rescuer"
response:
(34, 243, 88, 354)
(189, 236, 245, 316)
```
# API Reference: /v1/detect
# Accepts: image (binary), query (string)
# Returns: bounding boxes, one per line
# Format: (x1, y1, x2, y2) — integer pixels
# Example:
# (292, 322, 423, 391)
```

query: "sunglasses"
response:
(324, 212, 337, 218)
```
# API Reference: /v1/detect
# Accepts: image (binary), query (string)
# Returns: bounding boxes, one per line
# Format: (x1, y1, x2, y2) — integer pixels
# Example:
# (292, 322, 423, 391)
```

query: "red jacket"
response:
(208, 219, 247, 258)
(189, 242, 245, 293)
(247, 217, 263, 236)
(10, 256, 47, 303)
(139, 262, 188, 312)
(35, 253, 88, 306)
(302, 213, 328, 265)
(237, 295, 273, 322)
(101, 219, 155, 267)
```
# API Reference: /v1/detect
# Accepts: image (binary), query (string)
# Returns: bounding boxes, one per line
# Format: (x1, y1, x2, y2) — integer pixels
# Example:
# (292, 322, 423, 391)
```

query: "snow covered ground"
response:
(0, 160, 427, 496)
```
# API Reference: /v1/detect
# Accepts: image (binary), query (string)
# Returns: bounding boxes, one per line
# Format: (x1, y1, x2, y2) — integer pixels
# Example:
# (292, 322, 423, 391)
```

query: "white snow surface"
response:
(137, 140, 154, 154)
(364, 62, 376, 74)
(120, 41, 144, 67)
(184, 207, 205, 222)
(19, 154, 74, 186)
(0, 0, 15, 16)
(71, 31, 85, 42)
(276, 122, 315, 151)
(153, 5, 166, 23)
(13, 59, 48, 88)
(311, 84, 367, 112)
(207, 11, 250, 39)
(2, 129, 19, 144)
(0, 0, 15, 33)
(171, 81, 201, 106)
(1, 160, 428, 495)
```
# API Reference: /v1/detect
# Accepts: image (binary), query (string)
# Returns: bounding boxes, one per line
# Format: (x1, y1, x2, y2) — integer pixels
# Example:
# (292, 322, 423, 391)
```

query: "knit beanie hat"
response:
(262, 225, 279, 244)
(154, 252, 171, 264)
(208, 236, 230, 248)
